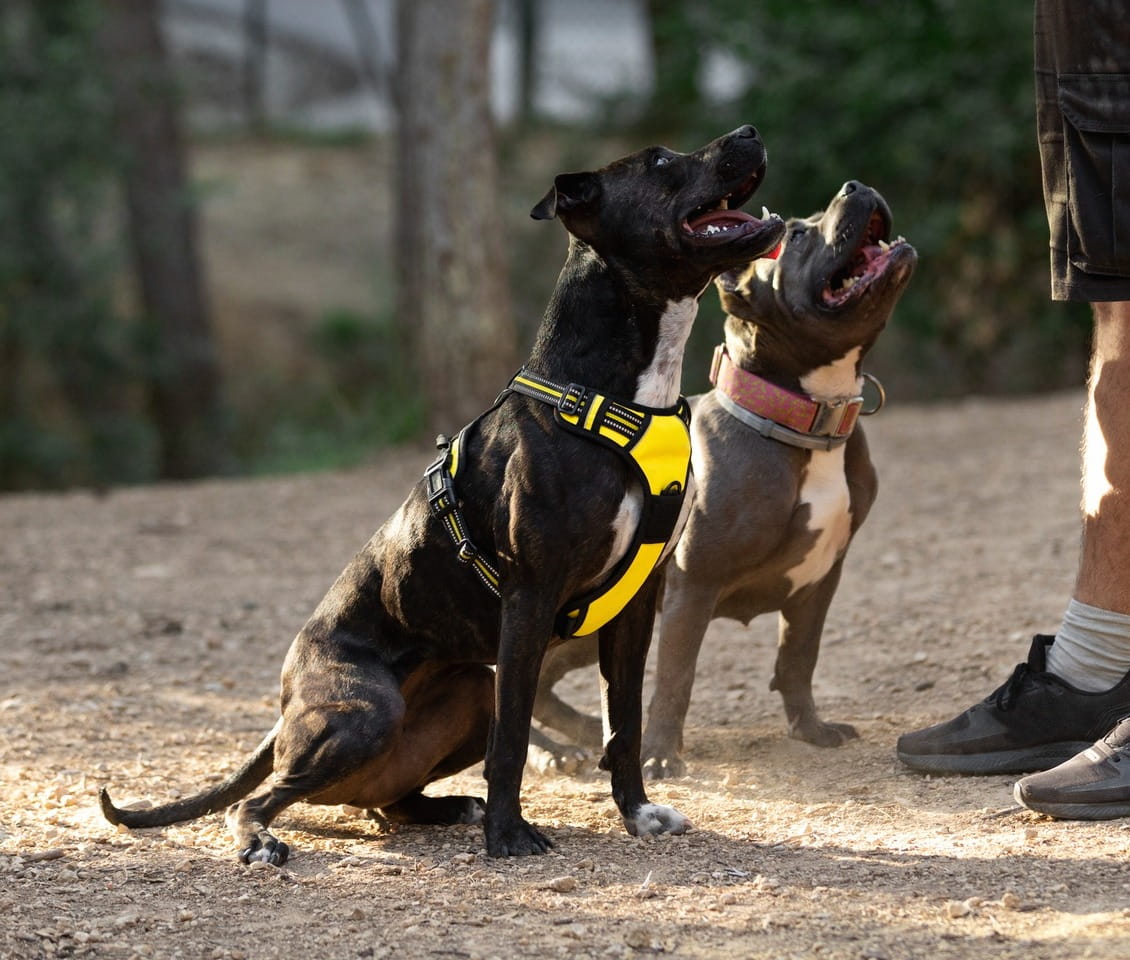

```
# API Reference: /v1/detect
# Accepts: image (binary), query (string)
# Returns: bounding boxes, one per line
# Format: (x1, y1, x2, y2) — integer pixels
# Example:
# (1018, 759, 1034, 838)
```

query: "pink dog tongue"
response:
(688, 209, 755, 232)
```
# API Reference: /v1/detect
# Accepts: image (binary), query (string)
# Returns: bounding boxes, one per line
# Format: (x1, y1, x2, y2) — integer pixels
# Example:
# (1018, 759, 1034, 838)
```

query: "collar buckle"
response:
(810, 396, 860, 437)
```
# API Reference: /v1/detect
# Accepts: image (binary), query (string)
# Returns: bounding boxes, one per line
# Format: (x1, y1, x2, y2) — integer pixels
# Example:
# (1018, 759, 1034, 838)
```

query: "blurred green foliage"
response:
(0, 0, 1096, 490)
(0, 0, 161, 489)
(630, 0, 1092, 397)
(235, 307, 423, 476)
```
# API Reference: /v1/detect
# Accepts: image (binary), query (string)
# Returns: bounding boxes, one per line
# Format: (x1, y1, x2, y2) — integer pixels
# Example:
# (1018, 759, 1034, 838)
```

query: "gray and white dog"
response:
(530, 181, 916, 779)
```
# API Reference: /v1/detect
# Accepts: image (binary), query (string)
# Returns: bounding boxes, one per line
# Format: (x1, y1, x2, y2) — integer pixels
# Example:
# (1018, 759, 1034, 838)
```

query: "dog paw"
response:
(239, 834, 289, 867)
(641, 753, 686, 780)
(526, 742, 587, 777)
(625, 803, 691, 837)
(791, 719, 859, 748)
(485, 818, 554, 857)
(460, 797, 486, 825)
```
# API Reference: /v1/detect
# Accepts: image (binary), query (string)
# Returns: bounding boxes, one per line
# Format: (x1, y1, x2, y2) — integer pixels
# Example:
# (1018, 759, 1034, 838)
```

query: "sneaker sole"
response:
(896, 742, 1091, 775)
(1013, 786, 1130, 821)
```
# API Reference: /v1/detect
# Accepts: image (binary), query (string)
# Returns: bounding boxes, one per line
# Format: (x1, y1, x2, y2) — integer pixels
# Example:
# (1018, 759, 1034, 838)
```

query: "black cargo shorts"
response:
(1035, 0, 1130, 302)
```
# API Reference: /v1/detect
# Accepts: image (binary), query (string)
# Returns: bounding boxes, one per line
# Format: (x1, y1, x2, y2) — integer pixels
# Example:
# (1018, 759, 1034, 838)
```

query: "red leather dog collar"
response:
(709, 344, 872, 447)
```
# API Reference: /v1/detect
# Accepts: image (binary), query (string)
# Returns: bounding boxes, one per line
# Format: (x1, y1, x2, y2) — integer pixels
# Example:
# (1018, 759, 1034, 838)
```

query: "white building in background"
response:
(163, 0, 747, 132)
(163, 0, 650, 131)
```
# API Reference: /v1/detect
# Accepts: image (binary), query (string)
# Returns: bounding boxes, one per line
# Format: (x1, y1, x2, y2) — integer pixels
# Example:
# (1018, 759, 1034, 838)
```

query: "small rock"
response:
(999, 891, 1023, 910)
(945, 900, 971, 919)
(546, 875, 577, 893)
(25, 849, 65, 863)
(624, 927, 652, 950)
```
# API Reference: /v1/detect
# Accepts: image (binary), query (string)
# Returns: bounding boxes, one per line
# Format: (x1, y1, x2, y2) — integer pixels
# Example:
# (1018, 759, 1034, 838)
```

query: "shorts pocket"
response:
(1058, 73, 1130, 277)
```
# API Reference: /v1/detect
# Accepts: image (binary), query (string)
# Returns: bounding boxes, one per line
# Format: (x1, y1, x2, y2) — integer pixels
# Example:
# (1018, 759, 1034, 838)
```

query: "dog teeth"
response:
(841, 276, 858, 290)
(719, 196, 731, 210)
(761, 205, 771, 220)
(878, 240, 890, 252)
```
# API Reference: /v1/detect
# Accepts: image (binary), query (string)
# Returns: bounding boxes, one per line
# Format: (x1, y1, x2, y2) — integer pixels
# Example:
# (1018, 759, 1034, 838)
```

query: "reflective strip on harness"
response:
(425, 432, 502, 597)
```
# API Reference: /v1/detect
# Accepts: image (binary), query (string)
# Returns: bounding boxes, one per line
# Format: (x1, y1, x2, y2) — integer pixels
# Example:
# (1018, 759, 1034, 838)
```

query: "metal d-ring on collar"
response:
(860, 372, 886, 416)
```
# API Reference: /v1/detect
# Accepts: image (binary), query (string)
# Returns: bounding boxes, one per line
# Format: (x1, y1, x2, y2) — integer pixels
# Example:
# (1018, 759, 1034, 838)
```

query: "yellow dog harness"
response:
(425, 368, 692, 638)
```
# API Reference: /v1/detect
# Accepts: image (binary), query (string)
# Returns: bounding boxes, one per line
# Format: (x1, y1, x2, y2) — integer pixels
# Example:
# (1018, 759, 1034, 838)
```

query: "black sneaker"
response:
(896, 635, 1130, 775)
(1014, 716, 1130, 819)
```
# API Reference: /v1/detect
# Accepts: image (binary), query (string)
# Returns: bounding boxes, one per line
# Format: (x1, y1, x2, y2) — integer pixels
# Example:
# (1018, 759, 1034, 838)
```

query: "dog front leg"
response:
(773, 558, 858, 747)
(641, 575, 719, 780)
(599, 575, 691, 837)
(484, 599, 556, 857)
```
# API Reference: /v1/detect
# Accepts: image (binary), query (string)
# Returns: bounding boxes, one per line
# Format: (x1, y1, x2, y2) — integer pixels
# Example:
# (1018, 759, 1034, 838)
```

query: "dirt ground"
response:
(5, 386, 1130, 960)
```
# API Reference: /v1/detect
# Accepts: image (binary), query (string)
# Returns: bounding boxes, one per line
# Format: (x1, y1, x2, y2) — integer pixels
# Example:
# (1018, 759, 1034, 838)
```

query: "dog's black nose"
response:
(733, 124, 760, 142)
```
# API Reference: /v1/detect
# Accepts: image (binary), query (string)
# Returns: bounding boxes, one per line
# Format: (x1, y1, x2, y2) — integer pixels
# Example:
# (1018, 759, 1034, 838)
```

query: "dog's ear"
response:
(530, 171, 601, 221)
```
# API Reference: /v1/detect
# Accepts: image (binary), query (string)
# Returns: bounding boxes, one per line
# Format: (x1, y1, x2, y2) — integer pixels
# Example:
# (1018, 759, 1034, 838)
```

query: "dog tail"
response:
(99, 718, 280, 829)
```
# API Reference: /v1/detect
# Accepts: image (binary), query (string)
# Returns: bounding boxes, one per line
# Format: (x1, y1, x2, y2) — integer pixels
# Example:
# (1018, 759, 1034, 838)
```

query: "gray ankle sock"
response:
(1047, 598, 1130, 692)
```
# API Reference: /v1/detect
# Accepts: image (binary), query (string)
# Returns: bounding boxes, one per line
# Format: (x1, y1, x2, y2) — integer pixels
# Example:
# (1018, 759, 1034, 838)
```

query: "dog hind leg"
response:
(534, 635, 603, 749)
(227, 661, 494, 864)
(371, 662, 494, 824)
(528, 635, 602, 774)
(225, 703, 401, 865)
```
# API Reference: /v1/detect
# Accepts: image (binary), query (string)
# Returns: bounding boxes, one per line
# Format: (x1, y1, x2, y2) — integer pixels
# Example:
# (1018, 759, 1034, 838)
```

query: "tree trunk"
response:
(99, 0, 226, 479)
(395, 0, 516, 437)
(515, 0, 539, 123)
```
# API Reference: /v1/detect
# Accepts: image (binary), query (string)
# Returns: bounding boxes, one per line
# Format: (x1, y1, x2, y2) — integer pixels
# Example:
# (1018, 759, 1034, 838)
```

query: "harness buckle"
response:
(425, 461, 454, 515)
(456, 539, 477, 563)
(557, 383, 586, 416)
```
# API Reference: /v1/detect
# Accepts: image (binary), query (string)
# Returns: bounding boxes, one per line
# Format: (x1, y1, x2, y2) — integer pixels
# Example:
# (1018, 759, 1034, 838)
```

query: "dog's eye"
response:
(790, 226, 807, 240)
(653, 154, 672, 167)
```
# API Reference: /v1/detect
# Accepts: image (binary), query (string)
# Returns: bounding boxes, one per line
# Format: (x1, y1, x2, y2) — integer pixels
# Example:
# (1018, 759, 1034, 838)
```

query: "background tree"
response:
(395, 0, 517, 436)
(98, 0, 227, 480)
(0, 0, 149, 489)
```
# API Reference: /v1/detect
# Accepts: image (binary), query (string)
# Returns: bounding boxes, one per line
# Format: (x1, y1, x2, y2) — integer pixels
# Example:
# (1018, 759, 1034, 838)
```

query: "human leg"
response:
(897, 0, 1130, 776)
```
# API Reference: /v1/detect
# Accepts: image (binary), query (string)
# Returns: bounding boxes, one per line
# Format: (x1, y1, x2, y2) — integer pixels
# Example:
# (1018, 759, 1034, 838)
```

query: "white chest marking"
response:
(634, 296, 697, 408)
(800, 346, 862, 400)
(784, 447, 852, 594)
(592, 296, 699, 585)
(783, 349, 862, 594)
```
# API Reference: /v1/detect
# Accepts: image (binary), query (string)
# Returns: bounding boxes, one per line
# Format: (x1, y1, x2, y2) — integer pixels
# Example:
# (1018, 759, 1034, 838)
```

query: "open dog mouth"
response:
(680, 170, 783, 254)
(823, 210, 910, 308)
